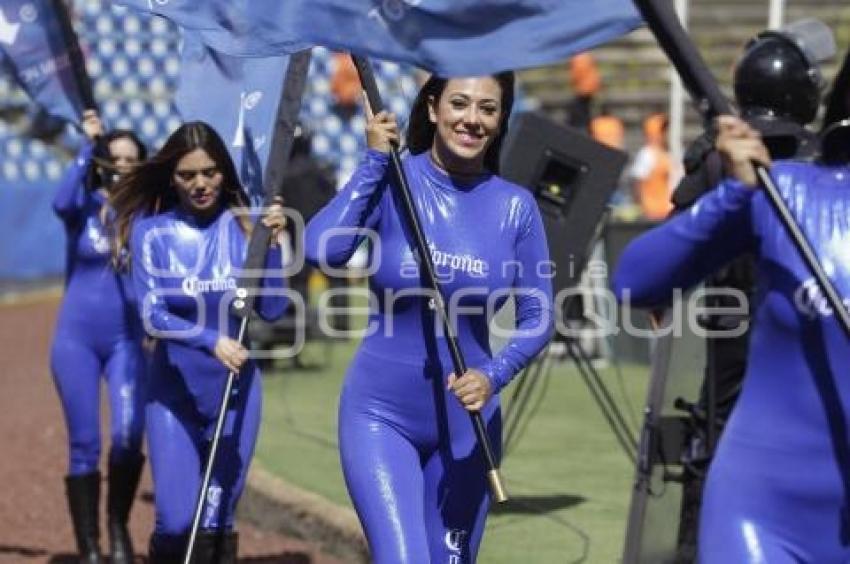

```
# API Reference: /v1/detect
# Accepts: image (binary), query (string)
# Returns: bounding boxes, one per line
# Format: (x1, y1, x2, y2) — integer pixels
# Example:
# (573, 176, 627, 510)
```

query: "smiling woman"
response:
(407, 73, 514, 175)
(304, 73, 554, 564)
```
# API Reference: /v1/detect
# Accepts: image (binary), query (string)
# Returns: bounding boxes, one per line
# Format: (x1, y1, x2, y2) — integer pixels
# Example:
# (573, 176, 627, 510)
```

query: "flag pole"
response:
(50, 0, 96, 111)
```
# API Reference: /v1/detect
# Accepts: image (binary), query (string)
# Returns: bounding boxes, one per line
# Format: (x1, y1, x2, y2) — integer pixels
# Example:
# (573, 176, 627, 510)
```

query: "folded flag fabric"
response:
(0, 0, 89, 122)
(117, 0, 641, 75)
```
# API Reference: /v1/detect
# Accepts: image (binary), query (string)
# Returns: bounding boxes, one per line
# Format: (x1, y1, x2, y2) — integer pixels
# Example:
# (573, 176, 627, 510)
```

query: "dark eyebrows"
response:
(175, 166, 218, 174)
(446, 92, 499, 105)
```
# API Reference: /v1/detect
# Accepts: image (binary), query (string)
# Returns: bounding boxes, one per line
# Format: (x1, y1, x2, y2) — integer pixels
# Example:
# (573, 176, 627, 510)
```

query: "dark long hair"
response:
(110, 121, 250, 265)
(406, 72, 515, 173)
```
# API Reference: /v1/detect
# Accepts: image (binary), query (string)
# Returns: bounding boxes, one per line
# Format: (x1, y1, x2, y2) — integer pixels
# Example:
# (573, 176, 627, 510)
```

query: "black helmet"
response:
(734, 35, 820, 125)
(734, 19, 834, 126)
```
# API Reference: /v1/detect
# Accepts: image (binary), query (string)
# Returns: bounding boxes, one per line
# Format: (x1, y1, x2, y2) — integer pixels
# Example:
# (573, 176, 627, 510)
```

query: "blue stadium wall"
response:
(0, 0, 417, 281)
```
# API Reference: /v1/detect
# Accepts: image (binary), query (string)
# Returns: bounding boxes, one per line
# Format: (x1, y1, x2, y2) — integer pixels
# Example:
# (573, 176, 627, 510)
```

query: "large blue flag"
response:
(175, 33, 289, 204)
(0, 0, 87, 122)
(117, 0, 641, 75)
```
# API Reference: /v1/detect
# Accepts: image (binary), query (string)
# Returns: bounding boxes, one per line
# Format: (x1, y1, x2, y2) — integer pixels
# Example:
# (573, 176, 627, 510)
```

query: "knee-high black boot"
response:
(219, 531, 238, 564)
(64, 472, 103, 564)
(107, 456, 145, 564)
(150, 529, 238, 563)
(148, 533, 184, 564)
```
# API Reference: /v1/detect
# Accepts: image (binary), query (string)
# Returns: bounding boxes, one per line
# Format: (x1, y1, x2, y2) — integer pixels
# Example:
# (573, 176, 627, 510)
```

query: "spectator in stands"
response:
(279, 123, 343, 334)
(590, 102, 625, 150)
(50, 109, 147, 564)
(630, 112, 676, 221)
(330, 52, 362, 120)
(567, 51, 601, 130)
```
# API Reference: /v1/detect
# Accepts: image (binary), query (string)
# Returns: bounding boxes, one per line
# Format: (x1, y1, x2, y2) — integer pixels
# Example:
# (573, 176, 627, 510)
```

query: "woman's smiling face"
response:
(428, 76, 504, 172)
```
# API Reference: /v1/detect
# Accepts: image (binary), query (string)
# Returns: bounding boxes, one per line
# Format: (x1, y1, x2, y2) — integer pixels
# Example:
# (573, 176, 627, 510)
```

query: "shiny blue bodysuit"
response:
(50, 143, 146, 475)
(614, 162, 850, 562)
(131, 205, 286, 550)
(305, 150, 553, 563)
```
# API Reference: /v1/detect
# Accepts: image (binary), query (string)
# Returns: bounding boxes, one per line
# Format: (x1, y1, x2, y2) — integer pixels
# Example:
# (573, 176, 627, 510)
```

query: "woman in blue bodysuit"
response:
(305, 73, 554, 563)
(51, 109, 147, 564)
(110, 121, 287, 563)
(614, 116, 850, 562)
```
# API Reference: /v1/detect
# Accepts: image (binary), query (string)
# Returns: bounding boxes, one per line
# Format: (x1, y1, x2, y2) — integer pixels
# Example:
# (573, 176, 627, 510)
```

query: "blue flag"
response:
(0, 0, 87, 122)
(175, 33, 289, 204)
(117, 0, 641, 75)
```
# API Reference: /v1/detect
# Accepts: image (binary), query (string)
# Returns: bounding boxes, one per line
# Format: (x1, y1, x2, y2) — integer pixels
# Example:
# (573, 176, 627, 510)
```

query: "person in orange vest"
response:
(330, 52, 362, 119)
(630, 113, 674, 221)
(590, 103, 625, 150)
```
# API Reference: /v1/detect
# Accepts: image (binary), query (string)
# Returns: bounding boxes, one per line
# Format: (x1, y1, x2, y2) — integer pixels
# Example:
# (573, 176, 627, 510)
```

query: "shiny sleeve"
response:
(480, 197, 555, 394)
(304, 149, 389, 268)
(130, 220, 219, 352)
(52, 143, 94, 223)
(613, 179, 757, 307)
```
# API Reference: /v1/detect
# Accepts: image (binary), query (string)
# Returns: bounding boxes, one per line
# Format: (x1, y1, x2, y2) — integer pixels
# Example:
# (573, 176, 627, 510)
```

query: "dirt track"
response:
(0, 296, 341, 564)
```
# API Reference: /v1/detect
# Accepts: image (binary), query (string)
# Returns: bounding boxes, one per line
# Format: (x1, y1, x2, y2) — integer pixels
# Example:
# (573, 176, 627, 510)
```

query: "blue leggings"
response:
(147, 369, 261, 553)
(51, 330, 146, 475)
(339, 349, 500, 564)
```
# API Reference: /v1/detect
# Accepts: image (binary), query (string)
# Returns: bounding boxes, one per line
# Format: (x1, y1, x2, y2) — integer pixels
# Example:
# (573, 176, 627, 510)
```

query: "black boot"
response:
(64, 472, 103, 564)
(107, 456, 145, 564)
(219, 531, 238, 564)
(192, 530, 238, 563)
(148, 533, 184, 564)
(192, 530, 221, 563)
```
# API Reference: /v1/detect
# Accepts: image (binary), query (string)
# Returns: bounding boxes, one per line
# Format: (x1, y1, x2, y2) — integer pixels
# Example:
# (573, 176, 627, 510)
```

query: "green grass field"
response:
(255, 337, 652, 563)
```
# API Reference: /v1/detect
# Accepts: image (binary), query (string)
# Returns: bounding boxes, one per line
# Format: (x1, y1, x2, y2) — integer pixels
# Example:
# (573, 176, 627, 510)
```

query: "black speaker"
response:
(500, 112, 628, 296)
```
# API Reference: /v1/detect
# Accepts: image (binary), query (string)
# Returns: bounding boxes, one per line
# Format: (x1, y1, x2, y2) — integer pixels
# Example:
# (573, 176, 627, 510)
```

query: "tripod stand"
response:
(621, 287, 742, 564)
(502, 294, 638, 463)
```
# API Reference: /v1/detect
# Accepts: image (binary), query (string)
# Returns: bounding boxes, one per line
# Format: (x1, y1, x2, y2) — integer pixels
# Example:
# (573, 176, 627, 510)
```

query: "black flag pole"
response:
(183, 48, 313, 564)
(633, 0, 850, 342)
(350, 55, 508, 503)
(50, 0, 96, 111)
(51, 0, 105, 188)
